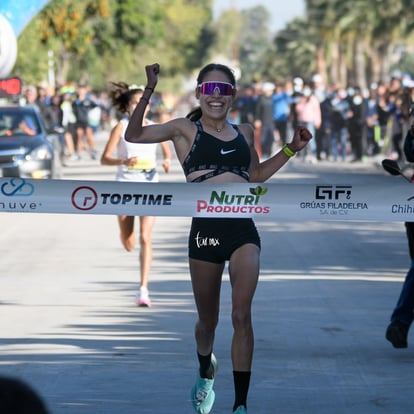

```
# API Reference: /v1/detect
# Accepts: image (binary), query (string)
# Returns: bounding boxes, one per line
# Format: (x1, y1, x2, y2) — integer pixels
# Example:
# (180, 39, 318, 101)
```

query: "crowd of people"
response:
(20, 68, 414, 168)
(234, 70, 414, 164)
(20, 82, 112, 163)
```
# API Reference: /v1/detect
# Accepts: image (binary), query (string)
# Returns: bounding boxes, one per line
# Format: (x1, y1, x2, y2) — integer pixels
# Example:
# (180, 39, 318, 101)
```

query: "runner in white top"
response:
(115, 117, 159, 182)
(101, 83, 172, 306)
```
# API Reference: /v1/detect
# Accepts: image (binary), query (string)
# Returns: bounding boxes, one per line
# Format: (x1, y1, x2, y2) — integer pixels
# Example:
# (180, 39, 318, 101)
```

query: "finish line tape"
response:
(0, 177, 413, 222)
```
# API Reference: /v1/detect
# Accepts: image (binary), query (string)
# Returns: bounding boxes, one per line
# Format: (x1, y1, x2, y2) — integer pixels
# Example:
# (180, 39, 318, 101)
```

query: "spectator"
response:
(375, 81, 392, 152)
(254, 82, 276, 159)
(60, 92, 77, 160)
(87, 91, 103, 133)
(289, 77, 304, 131)
(236, 84, 256, 126)
(23, 85, 56, 131)
(272, 81, 292, 146)
(311, 74, 327, 160)
(72, 84, 98, 159)
(295, 83, 322, 162)
(347, 86, 367, 162)
(330, 88, 350, 161)
(365, 86, 380, 156)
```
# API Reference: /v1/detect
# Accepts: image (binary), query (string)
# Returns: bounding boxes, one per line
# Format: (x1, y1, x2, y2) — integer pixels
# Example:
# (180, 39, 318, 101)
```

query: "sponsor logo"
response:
(220, 148, 236, 155)
(391, 204, 414, 214)
(1, 178, 34, 196)
(197, 185, 270, 215)
(299, 185, 368, 216)
(315, 185, 351, 200)
(0, 178, 39, 211)
(194, 231, 220, 248)
(71, 186, 173, 211)
(71, 186, 98, 211)
(100, 192, 173, 206)
(391, 194, 414, 214)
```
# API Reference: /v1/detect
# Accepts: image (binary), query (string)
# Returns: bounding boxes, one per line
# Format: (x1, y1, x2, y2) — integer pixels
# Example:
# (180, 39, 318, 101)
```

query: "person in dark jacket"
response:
(386, 121, 414, 348)
(72, 84, 98, 159)
(347, 86, 367, 162)
(254, 82, 276, 159)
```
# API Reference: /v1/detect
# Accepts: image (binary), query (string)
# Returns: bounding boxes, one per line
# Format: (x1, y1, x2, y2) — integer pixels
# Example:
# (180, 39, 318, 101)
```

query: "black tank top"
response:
(183, 120, 251, 182)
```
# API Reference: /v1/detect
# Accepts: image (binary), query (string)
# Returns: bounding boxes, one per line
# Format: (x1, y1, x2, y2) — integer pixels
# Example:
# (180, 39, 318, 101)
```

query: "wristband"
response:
(145, 87, 154, 92)
(282, 144, 296, 158)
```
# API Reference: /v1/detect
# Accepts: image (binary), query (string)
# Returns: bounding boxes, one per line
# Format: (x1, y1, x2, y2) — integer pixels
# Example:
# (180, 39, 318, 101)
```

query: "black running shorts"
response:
(188, 217, 261, 263)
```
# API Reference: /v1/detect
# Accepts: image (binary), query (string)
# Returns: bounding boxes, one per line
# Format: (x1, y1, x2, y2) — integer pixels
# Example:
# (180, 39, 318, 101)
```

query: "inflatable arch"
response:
(0, 1, 50, 77)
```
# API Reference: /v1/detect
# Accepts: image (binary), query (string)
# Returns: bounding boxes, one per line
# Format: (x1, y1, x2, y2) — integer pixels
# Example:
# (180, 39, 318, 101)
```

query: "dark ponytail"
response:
(186, 107, 202, 121)
(109, 82, 144, 114)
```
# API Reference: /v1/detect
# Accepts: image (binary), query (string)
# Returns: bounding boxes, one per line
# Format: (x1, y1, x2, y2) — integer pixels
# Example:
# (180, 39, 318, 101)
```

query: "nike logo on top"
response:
(220, 149, 236, 155)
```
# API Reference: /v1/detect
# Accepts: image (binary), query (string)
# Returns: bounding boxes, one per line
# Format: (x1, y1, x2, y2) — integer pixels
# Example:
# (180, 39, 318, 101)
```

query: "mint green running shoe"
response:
(233, 405, 247, 414)
(191, 354, 218, 414)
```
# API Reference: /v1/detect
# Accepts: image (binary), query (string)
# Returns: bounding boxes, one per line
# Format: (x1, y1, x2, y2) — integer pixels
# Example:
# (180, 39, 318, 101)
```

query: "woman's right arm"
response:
(124, 63, 171, 144)
(124, 86, 155, 143)
(125, 63, 196, 166)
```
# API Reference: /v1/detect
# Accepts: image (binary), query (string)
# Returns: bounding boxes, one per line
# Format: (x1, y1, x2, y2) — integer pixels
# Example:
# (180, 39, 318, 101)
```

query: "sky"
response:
(0, 0, 49, 35)
(213, 0, 305, 33)
(0, 0, 306, 37)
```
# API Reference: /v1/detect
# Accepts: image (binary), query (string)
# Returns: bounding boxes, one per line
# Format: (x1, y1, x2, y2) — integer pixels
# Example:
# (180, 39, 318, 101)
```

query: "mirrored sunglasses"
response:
(198, 81, 234, 96)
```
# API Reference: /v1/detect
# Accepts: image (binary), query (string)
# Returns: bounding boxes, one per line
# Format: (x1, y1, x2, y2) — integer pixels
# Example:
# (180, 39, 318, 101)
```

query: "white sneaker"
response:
(137, 287, 151, 307)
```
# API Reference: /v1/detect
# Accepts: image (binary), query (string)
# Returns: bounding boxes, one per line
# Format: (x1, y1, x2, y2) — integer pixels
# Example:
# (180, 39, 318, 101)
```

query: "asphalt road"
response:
(0, 132, 412, 414)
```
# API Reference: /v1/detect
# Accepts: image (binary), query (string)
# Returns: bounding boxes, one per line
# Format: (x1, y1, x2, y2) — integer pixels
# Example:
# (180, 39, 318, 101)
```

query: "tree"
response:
(14, 21, 51, 86)
(271, 18, 316, 82)
(369, 0, 414, 82)
(14, 0, 414, 93)
(14, 0, 214, 90)
(38, 0, 111, 85)
(239, 6, 272, 83)
(270, 0, 414, 89)
(207, 5, 273, 84)
(112, 0, 164, 47)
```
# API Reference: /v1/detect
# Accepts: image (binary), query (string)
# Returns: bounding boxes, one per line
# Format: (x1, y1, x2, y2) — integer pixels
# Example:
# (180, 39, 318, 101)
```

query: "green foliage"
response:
(210, 9, 242, 60)
(14, 21, 50, 85)
(238, 6, 272, 83)
(113, 0, 164, 47)
(269, 18, 316, 82)
(39, 0, 111, 54)
(268, 0, 414, 86)
(14, 0, 214, 90)
(13, 0, 414, 94)
(158, 0, 212, 75)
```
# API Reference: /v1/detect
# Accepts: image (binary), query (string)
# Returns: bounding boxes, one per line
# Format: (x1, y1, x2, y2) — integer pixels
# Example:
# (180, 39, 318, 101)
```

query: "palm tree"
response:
(305, 0, 414, 88)
(370, 0, 414, 82)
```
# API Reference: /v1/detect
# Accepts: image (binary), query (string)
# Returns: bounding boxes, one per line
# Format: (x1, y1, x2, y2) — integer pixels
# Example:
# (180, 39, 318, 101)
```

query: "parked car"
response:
(0, 104, 62, 179)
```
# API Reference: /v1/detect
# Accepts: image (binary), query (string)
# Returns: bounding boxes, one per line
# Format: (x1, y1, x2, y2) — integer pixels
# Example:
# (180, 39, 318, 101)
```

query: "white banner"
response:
(0, 177, 413, 221)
